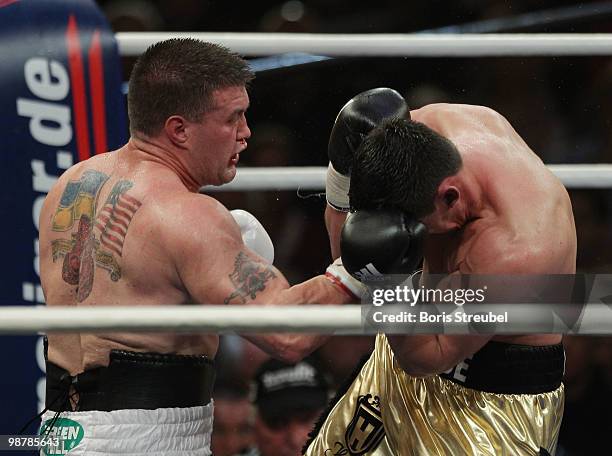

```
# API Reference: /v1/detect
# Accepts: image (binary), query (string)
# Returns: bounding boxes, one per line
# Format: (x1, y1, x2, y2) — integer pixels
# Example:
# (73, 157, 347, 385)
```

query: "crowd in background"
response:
(97, 1, 612, 453)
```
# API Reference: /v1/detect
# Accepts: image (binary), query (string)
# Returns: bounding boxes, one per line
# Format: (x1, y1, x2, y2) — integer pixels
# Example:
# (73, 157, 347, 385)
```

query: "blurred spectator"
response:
(574, 58, 612, 164)
(407, 83, 452, 108)
(212, 380, 255, 456)
(238, 358, 330, 456)
(102, 0, 164, 31)
(156, 0, 209, 30)
(215, 335, 271, 384)
(258, 1, 320, 33)
(241, 123, 295, 168)
(570, 191, 612, 271)
(482, 58, 573, 163)
(238, 122, 331, 281)
(557, 336, 612, 454)
(317, 336, 375, 388)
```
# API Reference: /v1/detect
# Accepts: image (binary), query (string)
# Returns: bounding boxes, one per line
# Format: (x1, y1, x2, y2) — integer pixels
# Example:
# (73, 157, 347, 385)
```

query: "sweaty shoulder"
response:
(460, 225, 554, 274)
(154, 192, 241, 262)
(411, 103, 514, 138)
(157, 192, 236, 231)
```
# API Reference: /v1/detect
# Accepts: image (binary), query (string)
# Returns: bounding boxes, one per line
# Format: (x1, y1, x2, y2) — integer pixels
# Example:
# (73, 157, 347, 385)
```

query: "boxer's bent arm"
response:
(388, 268, 490, 376)
(388, 230, 546, 376)
(387, 334, 491, 376)
(325, 205, 348, 260)
(241, 276, 347, 363)
(217, 251, 351, 363)
(169, 197, 353, 363)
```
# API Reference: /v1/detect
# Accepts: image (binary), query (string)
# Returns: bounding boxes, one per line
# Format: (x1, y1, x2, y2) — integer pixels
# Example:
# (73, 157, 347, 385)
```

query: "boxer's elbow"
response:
(246, 334, 305, 363)
(393, 354, 445, 377)
(275, 348, 304, 364)
(274, 345, 306, 364)
(387, 335, 455, 377)
(250, 333, 325, 364)
(269, 335, 313, 364)
(394, 357, 450, 377)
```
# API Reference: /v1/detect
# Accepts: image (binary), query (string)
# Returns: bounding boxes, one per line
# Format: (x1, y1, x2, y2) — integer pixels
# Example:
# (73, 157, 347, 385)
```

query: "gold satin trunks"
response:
(304, 334, 564, 456)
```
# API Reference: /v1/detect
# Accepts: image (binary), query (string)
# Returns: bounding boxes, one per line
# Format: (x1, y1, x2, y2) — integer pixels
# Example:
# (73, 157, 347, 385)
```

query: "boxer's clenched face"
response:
(256, 409, 321, 456)
(191, 85, 251, 186)
(419, 186, 463, 234)
(420, 211, 450, 234)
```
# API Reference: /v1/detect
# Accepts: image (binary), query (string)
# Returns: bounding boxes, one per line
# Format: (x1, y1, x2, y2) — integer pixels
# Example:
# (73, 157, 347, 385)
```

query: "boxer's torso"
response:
(39, 142, 219, 374)
(412, 104, 577, 346)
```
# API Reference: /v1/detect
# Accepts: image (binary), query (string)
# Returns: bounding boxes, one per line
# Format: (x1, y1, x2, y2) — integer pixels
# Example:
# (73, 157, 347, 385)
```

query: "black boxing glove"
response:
(340, 209, 427, 281)
(326, 88, 409, 212)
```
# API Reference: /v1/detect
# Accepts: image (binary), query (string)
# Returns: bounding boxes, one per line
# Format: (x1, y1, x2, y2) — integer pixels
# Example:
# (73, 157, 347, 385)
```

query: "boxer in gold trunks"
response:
(305, 89, 576, 455)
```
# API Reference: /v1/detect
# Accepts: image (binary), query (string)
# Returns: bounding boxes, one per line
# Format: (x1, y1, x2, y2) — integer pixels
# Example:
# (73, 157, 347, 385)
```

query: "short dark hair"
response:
(127, 38, 254, 136)
(349, 117, 462, 217)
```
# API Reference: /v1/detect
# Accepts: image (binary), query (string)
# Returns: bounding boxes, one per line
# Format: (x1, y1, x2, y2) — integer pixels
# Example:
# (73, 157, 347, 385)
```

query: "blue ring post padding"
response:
(0, 0, 127, 437)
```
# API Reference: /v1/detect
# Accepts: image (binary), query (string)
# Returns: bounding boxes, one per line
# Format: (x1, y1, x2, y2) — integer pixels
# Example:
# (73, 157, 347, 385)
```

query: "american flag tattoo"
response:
(95, 180, 141, 257)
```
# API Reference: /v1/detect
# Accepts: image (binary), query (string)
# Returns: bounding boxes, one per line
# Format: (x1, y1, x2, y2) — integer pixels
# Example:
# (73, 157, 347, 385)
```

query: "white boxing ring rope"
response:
(204, 164, 612, 192)
(3, 33, 609, 335)
(0, 306, 360, 334)
(1, 305, 612, 335)
(115, 33, 612, 57)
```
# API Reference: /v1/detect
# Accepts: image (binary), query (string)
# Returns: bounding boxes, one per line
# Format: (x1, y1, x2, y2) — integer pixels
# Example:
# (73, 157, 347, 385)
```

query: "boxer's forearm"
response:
(278, 275, 354, 305)
(325, 205, 347, 260)
(387, 334, 491, 376)
(244, 275, 354, 363)
(245, 333, 330, 364)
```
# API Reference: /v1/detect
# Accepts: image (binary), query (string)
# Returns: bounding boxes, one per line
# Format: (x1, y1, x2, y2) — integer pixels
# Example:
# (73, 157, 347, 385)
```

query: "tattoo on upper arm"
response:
(223, 252, 276, 304)
(50, 172, 142, 302)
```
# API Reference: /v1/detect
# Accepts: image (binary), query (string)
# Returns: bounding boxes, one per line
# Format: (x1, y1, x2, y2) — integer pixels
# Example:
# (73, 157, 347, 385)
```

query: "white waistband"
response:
(39, 402, 214, 455)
